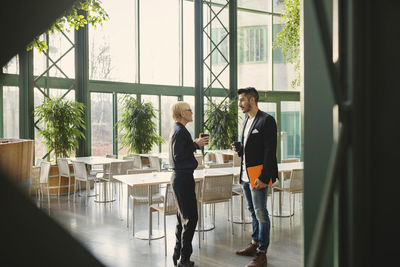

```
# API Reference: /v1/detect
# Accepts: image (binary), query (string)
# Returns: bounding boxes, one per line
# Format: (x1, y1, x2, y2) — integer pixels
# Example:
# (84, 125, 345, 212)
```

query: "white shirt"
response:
(241, 116, 255, 182)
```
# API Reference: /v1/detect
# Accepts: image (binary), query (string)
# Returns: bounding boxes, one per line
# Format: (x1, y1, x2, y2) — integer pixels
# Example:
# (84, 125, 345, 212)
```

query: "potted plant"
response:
(204, 98, 238, 150)
(117, 96, 164, 154)
(34, 97, 86, 160)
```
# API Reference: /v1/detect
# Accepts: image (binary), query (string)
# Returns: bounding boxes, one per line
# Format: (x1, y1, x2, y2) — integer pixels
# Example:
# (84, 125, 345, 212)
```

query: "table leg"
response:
(134, 184, 164, 240)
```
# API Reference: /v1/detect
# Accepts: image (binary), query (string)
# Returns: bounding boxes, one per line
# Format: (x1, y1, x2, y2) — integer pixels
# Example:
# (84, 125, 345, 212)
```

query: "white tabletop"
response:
(113, 162, 303, 187)
(113, 168, 233, 187)
(70, 156, 128, 165)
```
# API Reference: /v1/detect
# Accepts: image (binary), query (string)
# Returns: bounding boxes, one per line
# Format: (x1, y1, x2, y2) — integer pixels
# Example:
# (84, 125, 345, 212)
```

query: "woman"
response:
(169, 102, 209, 267)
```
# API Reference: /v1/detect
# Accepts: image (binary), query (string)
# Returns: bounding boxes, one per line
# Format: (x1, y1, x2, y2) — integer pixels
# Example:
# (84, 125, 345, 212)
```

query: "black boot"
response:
(173, 252, 180, 266)
(177, 259, 195, 267)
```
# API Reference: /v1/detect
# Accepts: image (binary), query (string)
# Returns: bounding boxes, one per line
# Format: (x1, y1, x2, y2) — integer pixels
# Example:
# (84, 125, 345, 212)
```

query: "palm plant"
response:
(34, 97, 85, 159)
(204, 98, 238, 150)
(117, 96, 164, 154)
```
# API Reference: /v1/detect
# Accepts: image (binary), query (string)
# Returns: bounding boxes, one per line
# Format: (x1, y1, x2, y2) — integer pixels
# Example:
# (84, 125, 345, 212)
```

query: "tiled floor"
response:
(34, 184, 303, 267)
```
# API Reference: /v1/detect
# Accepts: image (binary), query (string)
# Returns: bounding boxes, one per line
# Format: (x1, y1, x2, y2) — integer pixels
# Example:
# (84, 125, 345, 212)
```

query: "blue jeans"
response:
(242, 181, 270, 253)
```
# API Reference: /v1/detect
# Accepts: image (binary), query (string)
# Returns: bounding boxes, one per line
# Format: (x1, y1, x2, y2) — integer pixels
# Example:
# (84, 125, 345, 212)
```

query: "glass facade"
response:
(0, 0, 301, 162)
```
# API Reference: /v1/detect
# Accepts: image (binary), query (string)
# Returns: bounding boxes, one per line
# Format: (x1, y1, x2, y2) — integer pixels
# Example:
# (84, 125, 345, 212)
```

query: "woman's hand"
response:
(195, 136, 209, 147)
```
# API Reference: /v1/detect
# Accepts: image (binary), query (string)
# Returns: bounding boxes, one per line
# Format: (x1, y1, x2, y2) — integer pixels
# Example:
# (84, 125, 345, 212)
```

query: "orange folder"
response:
(246, 165, 272, 188)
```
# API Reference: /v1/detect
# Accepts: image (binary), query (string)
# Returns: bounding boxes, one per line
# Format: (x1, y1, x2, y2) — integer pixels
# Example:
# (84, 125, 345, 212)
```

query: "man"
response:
(232, 87, 278, 267)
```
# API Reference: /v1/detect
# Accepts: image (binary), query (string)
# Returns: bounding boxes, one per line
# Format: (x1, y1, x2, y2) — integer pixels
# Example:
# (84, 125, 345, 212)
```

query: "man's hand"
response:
(254, 178, 268, 189)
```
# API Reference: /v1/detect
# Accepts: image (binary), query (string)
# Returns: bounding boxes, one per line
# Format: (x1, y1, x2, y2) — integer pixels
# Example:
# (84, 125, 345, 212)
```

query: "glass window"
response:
(117, 94, 136, 156)
(34, 88, 46, 160)
(160, 96, 178, 152)
(239, 26, 268, 63)
(140, 0, 179, 85)
(2, 56, 19, 74)
(49, 88, 75, 101)
(238, 11, 271, 91)
(142, 94, 160, 153)
(183, 95, 195, 138)
(238, 0, 271, 12)
(91, 93, 113, 156)
(273, 16, 300, 91)
(211, 28, 229, 66)
(281, 101, 300, 159)
(3, 86, 19, 138)
(89, 0, 136, 82)
(183, 1, 194, 86)
(34, 34, 48, 77)
(273, 0, 285, 13)
(47, 31, 75, 79)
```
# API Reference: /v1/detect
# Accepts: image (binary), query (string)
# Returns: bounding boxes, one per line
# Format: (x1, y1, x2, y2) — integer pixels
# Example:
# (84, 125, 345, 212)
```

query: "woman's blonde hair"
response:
(171, 102, 190, 121)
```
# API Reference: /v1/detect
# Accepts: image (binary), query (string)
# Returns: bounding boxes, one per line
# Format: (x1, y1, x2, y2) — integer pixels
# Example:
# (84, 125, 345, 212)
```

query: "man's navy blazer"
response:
(238, 110, 279, 185)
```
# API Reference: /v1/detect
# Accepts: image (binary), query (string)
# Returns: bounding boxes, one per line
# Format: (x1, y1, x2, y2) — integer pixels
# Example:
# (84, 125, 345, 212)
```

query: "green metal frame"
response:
(18, 50, 34, 140)
(0, 0, 300, 160)
(75, 10, 90, 156)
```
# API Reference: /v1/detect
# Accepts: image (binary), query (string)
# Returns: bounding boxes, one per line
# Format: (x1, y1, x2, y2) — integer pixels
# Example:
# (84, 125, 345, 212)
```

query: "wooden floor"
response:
(34, 184, 303, 267)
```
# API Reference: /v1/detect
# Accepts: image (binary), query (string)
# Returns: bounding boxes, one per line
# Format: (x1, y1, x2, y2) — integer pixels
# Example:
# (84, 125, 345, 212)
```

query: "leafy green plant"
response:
(204, 98, 238, 150)
(27, 0, 109, 53)
(117, 96, 164, 154)
(34, 97, 85, 159)
(273, 0, 300, 88)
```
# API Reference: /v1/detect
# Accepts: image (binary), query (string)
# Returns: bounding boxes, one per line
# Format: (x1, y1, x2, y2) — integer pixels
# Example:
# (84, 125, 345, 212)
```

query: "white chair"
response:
(197, 174, 234, 245)
(208, 163, 233, 168)
(56, 158, 75, 199)
(215, 152, 225, 164)
(38, 161, 51, 207)
(232, 153, 241, 167)
(271, 169, 303, 226)
(281, 158, 300, 163)
(72, 161, 98, 204)
(195, 154, 205, 170)
(113, 160, 135, 203)
(230, 175, 251, 230)
(148, 183, 178, 254)
(123, 154, 142, 169)
(35, 158, 44, 167)
(96, 161, 120, 202)
(148, 156, 161, 172)
(126, 169, 164, 236)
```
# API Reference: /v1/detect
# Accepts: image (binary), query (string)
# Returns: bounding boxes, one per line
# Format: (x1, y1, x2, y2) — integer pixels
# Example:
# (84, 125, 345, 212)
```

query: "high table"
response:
(70, 156, 128, 203)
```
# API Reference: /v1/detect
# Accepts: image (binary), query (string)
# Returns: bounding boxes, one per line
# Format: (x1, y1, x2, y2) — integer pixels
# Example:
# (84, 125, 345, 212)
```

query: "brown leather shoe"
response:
(245, 252, 267, 267)
(236, 243, 258, 256)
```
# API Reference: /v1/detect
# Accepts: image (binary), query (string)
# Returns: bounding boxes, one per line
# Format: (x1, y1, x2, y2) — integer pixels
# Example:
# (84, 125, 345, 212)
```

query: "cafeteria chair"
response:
(197, 174, 234, 246)
(113, 160, 135, 203)
(148, 183, 178, 254)
(208, 162, 233, 168)
(38, 161, 51, 208)
(271, 169, 303, 227)
(96, 161, 120, 202)
(148, 156, 161, 172)
(126, 169, 164, 236)
(72, 161, 98, 204)
(57, 158, 75, 200)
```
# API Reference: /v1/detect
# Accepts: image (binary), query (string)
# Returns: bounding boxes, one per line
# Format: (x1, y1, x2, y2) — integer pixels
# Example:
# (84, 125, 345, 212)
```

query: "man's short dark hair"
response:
(237, 87, 259, 103)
